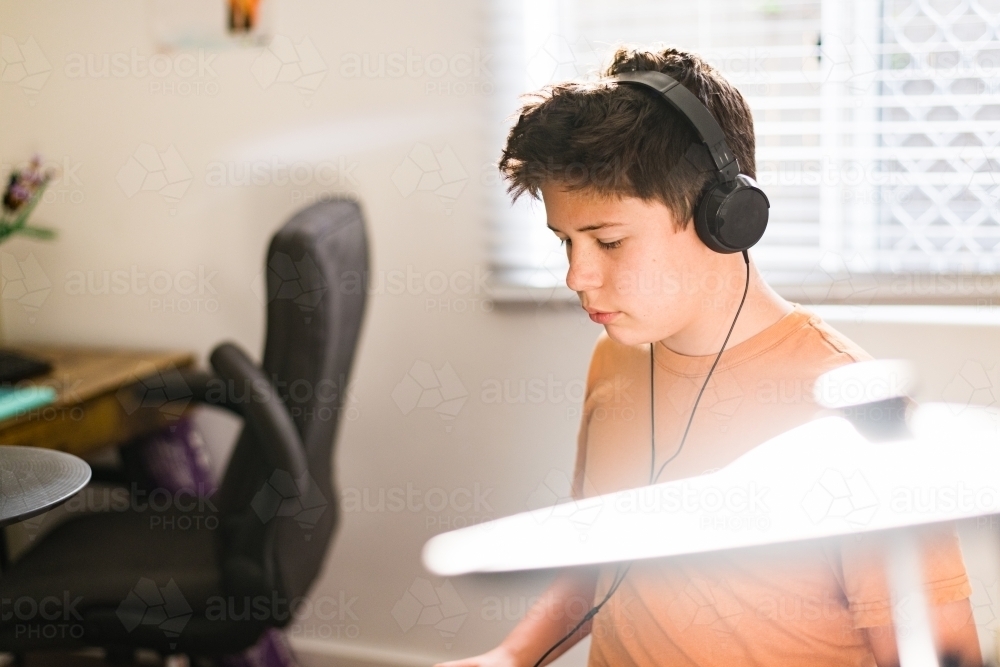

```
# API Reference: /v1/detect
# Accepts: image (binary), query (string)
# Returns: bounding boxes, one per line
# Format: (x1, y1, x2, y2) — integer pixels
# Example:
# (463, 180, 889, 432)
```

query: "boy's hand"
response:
(433, 569, 597, 667)
(434, 645, 521, 667)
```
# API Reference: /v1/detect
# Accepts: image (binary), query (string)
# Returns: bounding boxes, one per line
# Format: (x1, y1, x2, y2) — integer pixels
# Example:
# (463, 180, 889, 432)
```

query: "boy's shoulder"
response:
(787, 304, 873, 368)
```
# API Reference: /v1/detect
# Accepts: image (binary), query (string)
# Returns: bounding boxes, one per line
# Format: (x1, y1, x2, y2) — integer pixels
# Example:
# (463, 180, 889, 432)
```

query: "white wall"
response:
(2, 2, 1000, 665)
(0, 1, 596, 663)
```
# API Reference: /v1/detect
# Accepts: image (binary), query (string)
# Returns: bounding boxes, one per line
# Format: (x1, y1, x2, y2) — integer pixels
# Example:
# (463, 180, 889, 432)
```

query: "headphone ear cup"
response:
(694, 175, 770, 254)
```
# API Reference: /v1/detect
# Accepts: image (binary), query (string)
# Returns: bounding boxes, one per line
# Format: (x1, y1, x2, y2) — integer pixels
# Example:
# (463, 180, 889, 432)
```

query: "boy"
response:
(440, 46, 979, 667)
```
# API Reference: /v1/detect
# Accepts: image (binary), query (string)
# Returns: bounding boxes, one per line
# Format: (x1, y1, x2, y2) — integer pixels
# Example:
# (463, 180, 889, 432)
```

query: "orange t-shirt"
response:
(572, 303, 971, 667)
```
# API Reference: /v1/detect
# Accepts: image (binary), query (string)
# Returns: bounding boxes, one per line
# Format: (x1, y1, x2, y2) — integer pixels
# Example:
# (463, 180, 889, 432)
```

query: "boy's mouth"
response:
(585, 308, 621, 324)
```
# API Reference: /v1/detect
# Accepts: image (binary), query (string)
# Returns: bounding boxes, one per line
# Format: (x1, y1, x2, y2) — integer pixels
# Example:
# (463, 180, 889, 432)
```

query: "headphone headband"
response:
(610, 71, 739, 182)
(606, 69, 768, 254)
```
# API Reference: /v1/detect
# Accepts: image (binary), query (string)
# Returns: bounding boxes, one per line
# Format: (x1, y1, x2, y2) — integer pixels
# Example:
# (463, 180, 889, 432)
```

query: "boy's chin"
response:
(602, 322, 658, 348)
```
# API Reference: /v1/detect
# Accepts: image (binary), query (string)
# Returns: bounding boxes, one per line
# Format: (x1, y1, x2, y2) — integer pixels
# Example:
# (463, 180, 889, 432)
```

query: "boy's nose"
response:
(565, 249, 602, 293)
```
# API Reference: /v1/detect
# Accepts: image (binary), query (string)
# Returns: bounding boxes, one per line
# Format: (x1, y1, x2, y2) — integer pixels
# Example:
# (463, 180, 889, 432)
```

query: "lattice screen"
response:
(877, 0, 1000, 273)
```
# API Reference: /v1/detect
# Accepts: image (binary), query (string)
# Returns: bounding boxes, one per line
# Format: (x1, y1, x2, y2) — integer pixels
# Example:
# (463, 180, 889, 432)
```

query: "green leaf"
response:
(17, 226, 57, 240)
(8, 184, 49, 230)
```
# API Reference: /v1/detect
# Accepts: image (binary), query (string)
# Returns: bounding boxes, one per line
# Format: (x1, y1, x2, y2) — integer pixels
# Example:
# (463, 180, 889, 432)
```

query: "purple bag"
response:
(131, 416, 298, 667)
(132, 417, 216, 497)
(217, 628, 297, 667)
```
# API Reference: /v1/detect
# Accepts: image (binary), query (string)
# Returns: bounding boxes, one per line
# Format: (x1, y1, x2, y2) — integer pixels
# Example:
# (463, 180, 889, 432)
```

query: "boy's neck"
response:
(658, 259, 793, 358)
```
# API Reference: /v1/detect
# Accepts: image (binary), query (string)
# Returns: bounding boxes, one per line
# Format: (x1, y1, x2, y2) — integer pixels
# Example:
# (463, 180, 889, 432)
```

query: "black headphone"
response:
(610, 70, 769, 254)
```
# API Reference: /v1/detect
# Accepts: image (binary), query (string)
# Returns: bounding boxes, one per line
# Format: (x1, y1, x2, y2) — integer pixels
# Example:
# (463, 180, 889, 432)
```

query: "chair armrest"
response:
(207, 342, 308, 483)
(165, 344, 308, 485)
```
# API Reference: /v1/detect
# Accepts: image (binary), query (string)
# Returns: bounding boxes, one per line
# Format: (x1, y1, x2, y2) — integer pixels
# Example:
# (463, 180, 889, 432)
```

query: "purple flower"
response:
(2, 155, 54, 214)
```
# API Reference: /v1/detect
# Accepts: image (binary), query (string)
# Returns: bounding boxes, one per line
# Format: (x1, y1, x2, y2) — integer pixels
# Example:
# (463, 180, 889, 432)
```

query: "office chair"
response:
(0, 199, 369, 661)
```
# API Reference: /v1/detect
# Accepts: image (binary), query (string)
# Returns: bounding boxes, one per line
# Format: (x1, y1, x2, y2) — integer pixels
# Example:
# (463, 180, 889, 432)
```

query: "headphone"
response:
(609, 70, 769, 254)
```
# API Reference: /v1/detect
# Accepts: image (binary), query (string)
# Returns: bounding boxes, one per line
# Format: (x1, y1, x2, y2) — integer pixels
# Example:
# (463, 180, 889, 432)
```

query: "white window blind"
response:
(486, 0, 1000, 304)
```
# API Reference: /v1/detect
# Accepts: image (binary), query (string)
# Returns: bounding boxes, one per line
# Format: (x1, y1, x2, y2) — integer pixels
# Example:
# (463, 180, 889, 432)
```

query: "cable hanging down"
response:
(531, 250, 750, 667)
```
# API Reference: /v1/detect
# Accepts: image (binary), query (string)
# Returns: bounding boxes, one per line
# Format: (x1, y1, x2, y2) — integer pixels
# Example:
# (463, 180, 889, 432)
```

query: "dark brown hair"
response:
(498, 45, 756, 229)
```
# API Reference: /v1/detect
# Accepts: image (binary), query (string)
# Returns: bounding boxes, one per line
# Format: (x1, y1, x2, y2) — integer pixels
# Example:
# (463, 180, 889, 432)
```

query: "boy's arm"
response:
(865, 597, 981, 667)
(437, 336, 609, 667)
(841, 524, 978, 666)
(435, 568, 599, 667)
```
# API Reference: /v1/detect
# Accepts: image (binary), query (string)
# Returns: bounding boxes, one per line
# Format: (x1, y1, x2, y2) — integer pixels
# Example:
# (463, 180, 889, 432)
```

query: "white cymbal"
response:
(813, 358, 916, 409)
(423, 403, 1000, 576)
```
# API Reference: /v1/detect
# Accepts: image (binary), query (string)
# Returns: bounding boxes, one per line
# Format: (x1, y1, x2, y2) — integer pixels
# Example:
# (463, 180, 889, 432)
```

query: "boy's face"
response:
(542, 183, 717, 347)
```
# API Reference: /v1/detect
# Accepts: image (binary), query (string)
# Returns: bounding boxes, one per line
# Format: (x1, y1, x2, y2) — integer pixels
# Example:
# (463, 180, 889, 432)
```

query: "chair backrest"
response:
(215, 199, 368, 607)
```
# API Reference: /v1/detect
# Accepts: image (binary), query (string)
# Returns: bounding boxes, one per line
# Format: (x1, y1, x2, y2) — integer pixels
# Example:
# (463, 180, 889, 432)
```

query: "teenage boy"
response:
(439, 46, 979, 667)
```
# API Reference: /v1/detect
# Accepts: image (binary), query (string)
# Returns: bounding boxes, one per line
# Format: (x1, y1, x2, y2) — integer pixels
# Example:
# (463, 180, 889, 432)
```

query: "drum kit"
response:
(422, 360, 1000, 667)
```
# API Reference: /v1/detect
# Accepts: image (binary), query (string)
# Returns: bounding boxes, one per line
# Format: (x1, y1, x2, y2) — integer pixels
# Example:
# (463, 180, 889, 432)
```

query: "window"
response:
(486, 0, 1000, 305)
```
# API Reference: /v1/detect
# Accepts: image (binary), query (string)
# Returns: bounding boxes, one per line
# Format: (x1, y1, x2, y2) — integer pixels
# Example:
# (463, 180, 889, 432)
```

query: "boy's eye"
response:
(598, 239, 622, 250)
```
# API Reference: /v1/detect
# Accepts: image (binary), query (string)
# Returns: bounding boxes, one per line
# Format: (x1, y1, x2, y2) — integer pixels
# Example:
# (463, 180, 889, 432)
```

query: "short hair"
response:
(498, 45, 756, 229)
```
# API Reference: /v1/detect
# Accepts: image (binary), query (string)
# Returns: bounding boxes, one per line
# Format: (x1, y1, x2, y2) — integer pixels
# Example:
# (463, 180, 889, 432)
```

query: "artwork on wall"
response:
(228, 0, 261, 33)
(146, 0, 274, 50)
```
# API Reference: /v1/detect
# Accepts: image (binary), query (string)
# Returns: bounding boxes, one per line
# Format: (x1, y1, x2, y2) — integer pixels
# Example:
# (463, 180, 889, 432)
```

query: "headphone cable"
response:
(530, 250, 750, 667)
(652, 250, 750, 484)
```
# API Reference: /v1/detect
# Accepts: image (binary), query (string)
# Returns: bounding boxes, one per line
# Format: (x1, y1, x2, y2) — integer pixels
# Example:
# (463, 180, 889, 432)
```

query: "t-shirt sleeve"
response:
(839, 523, 972, 628)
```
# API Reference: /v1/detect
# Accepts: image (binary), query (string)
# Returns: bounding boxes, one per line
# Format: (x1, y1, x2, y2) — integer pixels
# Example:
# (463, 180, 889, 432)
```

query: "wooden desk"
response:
(0, 346, 195, 456)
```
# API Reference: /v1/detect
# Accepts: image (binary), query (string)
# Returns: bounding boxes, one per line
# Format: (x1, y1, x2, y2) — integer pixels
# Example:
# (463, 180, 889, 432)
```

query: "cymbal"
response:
(0, 446, 92, 528)
(423, 402, 1000, 576)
